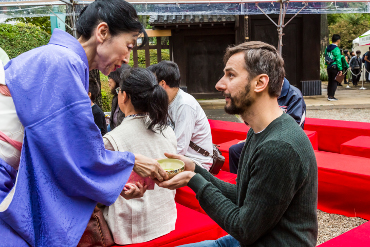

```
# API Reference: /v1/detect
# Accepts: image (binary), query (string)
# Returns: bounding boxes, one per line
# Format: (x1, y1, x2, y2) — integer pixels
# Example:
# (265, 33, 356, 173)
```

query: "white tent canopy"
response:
(353, 30, 370, 48)
(1, 0, 370, 17)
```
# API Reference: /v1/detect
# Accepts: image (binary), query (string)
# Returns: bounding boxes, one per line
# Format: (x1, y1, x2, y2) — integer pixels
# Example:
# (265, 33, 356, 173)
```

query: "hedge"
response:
(0, 22, 50, 59)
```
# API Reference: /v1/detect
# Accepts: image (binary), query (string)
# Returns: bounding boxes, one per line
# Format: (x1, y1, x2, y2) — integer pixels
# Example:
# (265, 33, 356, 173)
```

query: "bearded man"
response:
(158, 41, 318, 247)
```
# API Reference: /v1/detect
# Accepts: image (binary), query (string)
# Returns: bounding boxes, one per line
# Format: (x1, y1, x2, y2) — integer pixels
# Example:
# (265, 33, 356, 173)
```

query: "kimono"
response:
(0, 29, 135, 246)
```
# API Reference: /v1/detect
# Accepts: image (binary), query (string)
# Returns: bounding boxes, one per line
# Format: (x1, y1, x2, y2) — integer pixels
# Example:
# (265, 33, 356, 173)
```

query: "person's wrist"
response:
(186, 171, 196, 183)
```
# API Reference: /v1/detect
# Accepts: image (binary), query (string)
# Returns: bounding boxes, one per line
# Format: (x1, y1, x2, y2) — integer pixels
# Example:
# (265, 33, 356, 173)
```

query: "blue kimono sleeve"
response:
(0, 46, 135, 246)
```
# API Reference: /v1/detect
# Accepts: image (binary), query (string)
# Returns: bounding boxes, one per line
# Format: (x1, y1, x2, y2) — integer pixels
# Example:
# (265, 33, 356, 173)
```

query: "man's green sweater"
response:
(188, 113, 318, 246)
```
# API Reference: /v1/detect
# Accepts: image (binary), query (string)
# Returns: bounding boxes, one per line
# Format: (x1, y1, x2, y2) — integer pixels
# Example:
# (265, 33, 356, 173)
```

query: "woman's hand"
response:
(121, 182, 147, 200)
(163, 153, 196, 172)
(133, 153, 168, 182)
(156, 171, 196, 190)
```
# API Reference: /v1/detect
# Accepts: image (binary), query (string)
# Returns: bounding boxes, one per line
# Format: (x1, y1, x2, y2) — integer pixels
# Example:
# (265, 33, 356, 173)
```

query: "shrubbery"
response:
(0, 22, 170, 112)
(0, 22, 50, 59)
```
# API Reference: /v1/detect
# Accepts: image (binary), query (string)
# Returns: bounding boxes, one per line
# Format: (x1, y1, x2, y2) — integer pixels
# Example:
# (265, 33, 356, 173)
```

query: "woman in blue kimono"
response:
(0, 0, 168, 246)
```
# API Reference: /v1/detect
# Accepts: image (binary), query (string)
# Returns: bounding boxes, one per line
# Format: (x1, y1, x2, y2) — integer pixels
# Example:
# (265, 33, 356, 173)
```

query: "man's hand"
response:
(133, 153, 168, 182)
(157, 171, 196, 190)
(164, 153, 196, 172)
(338, 71, 343, 76)
(121, 182, 147, 200)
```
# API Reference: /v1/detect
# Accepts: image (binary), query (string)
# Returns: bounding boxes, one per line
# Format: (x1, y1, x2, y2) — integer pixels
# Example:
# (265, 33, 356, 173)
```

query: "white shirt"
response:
(169, 89, 213, 170)
(0, 62, 24, 170)
(103, 116, 177, 245)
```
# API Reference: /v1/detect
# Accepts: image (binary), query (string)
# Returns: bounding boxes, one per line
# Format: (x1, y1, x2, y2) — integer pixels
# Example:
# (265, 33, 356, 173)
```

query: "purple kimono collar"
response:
(48, 29, 89, 69)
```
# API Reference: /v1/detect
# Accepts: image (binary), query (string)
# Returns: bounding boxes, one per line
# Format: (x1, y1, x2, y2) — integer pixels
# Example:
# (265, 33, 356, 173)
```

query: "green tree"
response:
(329, 14, 369, 49)
(0, 22, 50, 59)
(5, 17, 51, 34)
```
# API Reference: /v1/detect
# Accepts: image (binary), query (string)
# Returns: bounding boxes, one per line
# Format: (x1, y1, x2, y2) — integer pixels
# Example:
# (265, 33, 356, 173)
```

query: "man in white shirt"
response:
(148, 61, 213, 170)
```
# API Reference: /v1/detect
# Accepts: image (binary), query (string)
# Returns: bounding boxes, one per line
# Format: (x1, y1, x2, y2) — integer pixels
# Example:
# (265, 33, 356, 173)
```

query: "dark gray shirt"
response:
(188, 113, 318, 246)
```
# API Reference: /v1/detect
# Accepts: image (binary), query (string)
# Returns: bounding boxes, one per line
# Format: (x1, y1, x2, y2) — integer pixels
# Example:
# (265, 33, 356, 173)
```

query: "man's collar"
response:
(278, 78, 290, 99)
(48, 29, 89, 69)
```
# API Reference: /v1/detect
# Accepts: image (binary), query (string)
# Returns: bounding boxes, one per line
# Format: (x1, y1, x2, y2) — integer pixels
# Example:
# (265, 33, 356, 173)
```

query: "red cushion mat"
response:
(115, 203, 227, 247)
(305, 118, 370, 153)
(318, 221, 370, 246)
(209, 119, 249, 144)
(175, 171, 237, 214)
(210, 120, 318, 151)
(218, 139, 244, 172)
(304, 130, 319, 150)
(340, 136, 370, 159)
(316, 151, 370, 220)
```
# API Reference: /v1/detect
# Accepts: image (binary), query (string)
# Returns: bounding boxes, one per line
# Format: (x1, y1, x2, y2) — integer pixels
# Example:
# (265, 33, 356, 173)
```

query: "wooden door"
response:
(250, 15, 303, 86)
(184, 34, 235, 96)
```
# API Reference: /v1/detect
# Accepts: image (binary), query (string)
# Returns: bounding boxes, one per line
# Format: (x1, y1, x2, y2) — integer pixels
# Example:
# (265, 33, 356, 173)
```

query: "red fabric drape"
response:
(305, 118, 370, 153)
(113, 203, 227, 247)
(340, 136, 370, 159)
(316, 151, 370, 220)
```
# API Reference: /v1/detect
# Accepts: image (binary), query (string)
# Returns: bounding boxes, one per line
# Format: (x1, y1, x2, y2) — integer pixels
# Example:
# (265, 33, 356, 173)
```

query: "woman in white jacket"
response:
(103, 68, 177, 245)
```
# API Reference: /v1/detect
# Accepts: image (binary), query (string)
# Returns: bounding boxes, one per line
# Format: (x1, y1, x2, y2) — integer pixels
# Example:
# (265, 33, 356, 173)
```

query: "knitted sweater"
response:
(188, 113, 318, 246)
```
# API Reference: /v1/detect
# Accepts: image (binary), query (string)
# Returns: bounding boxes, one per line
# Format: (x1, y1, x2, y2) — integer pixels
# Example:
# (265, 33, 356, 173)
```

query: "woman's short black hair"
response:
(147, 61, 181, 88)
(77, 0, 148, 48)
(89, 77, 100, 103)
(108, 64, 131, 95)
(119, 68, 169, 132)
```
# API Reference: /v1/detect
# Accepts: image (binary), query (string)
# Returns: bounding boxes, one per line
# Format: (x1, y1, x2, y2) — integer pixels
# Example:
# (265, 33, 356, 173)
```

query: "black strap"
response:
(189, 141, 211, 157)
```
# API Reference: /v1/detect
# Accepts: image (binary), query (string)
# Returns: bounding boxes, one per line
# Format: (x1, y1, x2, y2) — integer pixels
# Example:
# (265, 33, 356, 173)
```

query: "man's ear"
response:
(88, 92, 92, 99)
(254, 74, 269, 93)
(159, 80, 167, 88)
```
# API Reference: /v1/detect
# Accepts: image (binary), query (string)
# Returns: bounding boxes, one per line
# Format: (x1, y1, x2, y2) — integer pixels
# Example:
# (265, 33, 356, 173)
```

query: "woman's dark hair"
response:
(344, 49, 348, 55)
(108, 64, 131, 95)
(77, 0, 148, 48)
(89, 77, 100, 103)
(147, 61, 181, 88)
(120, 68, 169, 132)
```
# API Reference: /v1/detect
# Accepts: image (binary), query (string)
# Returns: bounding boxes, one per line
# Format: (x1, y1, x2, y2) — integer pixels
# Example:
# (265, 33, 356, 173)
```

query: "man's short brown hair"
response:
(224, 41, 285, 97)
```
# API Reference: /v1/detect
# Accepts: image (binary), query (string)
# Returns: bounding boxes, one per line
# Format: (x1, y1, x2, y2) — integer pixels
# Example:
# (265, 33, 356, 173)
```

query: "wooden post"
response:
(157, 37, 162, 63)
(145, 42, 150, 68)
(133, 47, 138, 68)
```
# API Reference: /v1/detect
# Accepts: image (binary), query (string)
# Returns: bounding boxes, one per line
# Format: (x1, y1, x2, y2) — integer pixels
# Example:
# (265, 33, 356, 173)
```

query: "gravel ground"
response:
(307, 108, 370, 123)
(317, 210, 367, 245)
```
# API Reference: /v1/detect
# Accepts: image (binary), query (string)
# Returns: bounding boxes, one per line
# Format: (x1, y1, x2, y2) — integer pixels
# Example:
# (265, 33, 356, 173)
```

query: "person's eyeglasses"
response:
(115, 87, 121, 94)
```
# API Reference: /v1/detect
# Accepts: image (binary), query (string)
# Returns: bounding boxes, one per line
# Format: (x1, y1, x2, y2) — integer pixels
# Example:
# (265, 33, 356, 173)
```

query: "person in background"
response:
(349, 50, 362, 87)
(348, 51, 356, 84)
(158, 41, 318, 247)
(339, 49, 349, 86)
(343, 50, 350, 84)
(89, 77, 107, 136)
(364, 47, 370, 82)
(108, 64, 130, 130)
(103, 68, 177, 245)
(228, 78, 306, 174)
(148, 61, 213, 171)
(325, 34, 342, 101)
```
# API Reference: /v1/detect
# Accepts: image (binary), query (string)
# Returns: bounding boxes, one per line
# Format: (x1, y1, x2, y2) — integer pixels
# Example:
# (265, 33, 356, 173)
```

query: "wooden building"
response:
(149, 14, 321, 98)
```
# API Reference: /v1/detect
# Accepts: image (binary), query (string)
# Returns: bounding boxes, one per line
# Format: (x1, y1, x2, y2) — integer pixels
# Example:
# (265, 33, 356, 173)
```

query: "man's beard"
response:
(223, 81, 254, 115)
